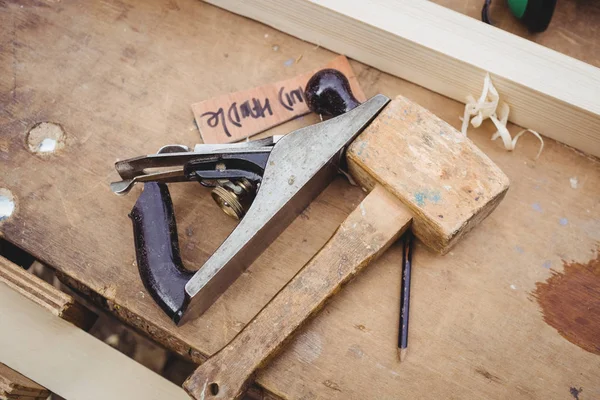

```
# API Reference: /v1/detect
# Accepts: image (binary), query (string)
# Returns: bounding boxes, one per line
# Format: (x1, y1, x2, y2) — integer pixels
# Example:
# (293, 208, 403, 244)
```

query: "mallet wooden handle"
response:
(183, 185, 412, 399)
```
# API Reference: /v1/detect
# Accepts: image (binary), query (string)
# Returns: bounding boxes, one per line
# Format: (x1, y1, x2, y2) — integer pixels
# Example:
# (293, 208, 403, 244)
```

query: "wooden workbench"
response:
(1, 1, 598, 399)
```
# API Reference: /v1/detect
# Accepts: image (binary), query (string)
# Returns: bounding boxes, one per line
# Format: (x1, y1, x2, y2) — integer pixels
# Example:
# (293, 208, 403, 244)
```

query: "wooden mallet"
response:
(183, 94, 509, 399)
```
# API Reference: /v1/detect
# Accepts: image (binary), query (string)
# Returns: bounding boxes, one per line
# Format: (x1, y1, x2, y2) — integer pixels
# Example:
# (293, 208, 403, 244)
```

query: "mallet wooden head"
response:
(347, 95, 509, 254)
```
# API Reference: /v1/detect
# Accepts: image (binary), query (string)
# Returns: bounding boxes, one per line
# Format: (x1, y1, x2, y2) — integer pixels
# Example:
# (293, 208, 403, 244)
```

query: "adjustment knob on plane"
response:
(305, 68, 360, 117)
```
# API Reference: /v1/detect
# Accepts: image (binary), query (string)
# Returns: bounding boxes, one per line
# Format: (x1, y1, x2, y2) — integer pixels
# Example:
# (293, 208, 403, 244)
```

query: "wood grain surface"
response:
(1, 1, 599, 399)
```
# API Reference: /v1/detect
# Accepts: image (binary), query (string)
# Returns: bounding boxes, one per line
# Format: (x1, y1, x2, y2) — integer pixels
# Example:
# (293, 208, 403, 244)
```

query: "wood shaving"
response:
(461, 73, 544, 159)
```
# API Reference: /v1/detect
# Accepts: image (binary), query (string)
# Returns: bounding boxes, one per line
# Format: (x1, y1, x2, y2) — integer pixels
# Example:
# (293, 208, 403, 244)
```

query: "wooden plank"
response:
(0, 256, 98, 400)
(202, 0, 600, 158)
(0, 257, 95, 330)
(0, 363, 49, 400)
(434, 0, 600, 69)
(0, 255, 94, 399)
(1, 1, 599, 399)
(0, 281, 190, 400)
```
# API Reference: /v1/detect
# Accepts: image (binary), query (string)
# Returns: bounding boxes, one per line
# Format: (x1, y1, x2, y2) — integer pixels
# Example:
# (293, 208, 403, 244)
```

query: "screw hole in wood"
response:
(26, 122, 65, 154)
(209, 382, 219, 396)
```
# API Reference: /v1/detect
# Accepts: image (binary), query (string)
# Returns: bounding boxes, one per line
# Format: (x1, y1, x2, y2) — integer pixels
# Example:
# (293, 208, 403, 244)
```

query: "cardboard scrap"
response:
(191, 55, 366, 144)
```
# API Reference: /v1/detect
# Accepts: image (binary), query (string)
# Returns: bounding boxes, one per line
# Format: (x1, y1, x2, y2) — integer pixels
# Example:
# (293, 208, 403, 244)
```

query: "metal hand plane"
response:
(112, 69, 510, 399)
(111, 70, 389, 325)
(112, 66, 509, 354)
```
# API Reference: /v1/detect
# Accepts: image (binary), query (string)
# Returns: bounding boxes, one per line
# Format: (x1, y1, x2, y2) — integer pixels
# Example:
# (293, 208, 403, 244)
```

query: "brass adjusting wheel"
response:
(211, 179, 255, 220)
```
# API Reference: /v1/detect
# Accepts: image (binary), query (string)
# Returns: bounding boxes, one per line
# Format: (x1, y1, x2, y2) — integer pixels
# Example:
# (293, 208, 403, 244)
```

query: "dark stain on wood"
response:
(533, 253, 600, 355)
(474, 367, 502, 384)
(569, 386, 582, 400)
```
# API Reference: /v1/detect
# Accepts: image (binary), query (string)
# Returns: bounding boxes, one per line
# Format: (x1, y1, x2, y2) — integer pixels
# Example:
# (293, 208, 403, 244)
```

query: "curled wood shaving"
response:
(461, 73, 544, 159)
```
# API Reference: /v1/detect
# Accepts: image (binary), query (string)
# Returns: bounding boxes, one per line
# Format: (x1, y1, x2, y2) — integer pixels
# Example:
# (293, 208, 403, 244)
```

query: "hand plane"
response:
(111, 70, 387, 325)
(113, 69, 509, 399)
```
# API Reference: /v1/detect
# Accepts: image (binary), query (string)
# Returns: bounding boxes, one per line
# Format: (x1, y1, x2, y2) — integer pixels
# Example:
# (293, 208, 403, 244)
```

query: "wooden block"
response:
(0, 363, 49, 400)
(0, 256, 95, 330)
(191, 55, 365, 144)
(348, 95, 509, 253)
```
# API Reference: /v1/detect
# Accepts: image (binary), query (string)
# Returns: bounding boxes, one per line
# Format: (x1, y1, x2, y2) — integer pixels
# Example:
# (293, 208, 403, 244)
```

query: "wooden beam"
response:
(203, 0, 600, 158)
(0, 261, 190, 400)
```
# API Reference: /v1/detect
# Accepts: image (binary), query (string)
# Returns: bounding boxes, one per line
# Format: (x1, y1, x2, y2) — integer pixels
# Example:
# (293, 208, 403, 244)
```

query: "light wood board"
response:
(0, 281, 190, 400)
(436, 0, 600, 68)
(0, 256, 94, 330)
(1, 1, 599, 399)
(203, 0, 600, 158)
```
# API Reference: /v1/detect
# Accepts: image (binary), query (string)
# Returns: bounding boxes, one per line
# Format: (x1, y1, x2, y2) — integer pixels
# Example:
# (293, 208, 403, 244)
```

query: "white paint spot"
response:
(569, 177, 578, 189)
(0, 189, 15, 222)
(264, 33, 269, 38)
(510, 284, 517, 290)
(531, 202, 543, 213)
(559, 217, 568, 226)
(360, 203, 366, 216)
(443, 185, 452, 191)
(38, 138, 57, 152)
(375, 362, 400, 377)
(200, 379, 208, 400)
(272, 44, 279, 52)
(290, 331, 322, 364)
